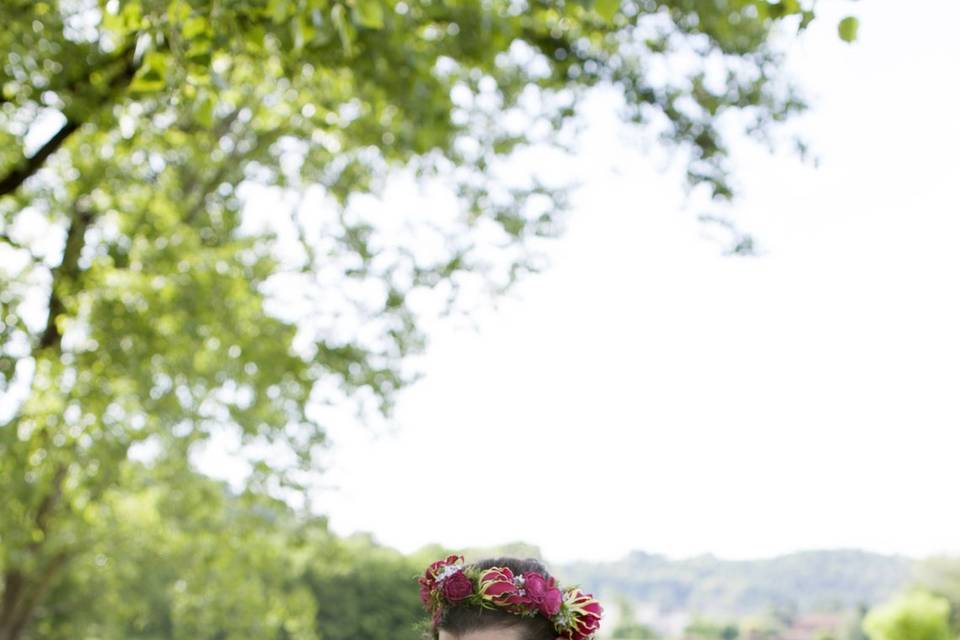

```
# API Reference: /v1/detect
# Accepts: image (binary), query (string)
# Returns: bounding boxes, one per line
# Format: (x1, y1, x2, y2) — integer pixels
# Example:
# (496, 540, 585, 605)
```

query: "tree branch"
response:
(30, 465, 68, 547)
(0, 553, 68, 640)
(0, 467, 70, 640)
(181, 116, 279, 228)
(0, 41, 140, 200)
(0, 120, 81, 198)
(1, 51, 142, 637)
(0, 570, 25, 640)
(37, 199, 95, 353)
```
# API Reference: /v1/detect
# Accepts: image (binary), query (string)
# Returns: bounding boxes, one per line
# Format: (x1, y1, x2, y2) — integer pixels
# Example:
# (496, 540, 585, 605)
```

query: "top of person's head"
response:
(430, 557, 557, 640)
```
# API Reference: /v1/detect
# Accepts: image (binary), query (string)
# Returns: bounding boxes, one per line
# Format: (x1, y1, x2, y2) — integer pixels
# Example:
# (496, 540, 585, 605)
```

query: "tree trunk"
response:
(0, 554, 68, 640)
(0, 198, 95, 639)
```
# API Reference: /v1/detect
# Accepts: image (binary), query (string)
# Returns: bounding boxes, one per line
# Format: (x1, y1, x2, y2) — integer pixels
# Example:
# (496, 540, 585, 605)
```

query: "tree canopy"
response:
(862, 591, 953, 640)
(1, 0, 853, 638)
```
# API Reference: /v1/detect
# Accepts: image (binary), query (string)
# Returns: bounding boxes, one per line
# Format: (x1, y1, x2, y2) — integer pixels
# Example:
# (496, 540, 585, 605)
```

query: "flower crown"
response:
(418, 555, 603, 640)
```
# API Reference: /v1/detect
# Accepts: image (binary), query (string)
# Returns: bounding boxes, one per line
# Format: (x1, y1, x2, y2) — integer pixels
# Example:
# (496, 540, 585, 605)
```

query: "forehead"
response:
(438, 629, 523, 640)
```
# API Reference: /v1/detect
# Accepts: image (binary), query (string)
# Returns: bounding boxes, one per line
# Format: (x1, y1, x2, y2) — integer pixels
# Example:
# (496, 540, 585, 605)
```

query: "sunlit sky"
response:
(308, 1, 960, 564)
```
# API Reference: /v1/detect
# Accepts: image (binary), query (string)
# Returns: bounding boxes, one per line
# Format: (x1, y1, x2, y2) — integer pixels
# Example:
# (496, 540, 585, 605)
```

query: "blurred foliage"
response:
(844, 604, 871, 640)
(737, 614, 784, 640)
(0, 0, 855, 637)
(612, 596, 664, 639)
(613, 620, 664, 638)
(31, 464, 320, 640)
(304, 533, 426, 640)
(560, 550, 912, 618)
(862, 591, 953, 640)
(913, 556, 960, 635)
(22, 462, 430, 640)
(685, 617, 739, 640)
(578, 558, 960, 640)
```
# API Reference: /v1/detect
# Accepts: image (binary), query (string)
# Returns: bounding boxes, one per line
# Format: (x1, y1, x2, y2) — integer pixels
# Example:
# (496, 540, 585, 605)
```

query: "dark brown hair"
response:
(430, 557, 556, 640)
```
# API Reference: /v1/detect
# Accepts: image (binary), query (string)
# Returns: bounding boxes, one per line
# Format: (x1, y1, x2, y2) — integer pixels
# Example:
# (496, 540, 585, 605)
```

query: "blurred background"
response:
(1, 1, 958, 639)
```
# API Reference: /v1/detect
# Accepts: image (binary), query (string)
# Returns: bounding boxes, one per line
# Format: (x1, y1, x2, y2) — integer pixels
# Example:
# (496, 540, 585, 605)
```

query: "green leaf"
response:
(166, 0, 191, 24)
(182, 16, 210, 40)
(331, 4, 353, 55)
(267, 0, 290, 23)
(595, 0, 618, 23)
(353, 0, 384, 29)
(838, 16, 859, 43)
(102, 10, 125, 34)
(195, 94, 215, 128)
(120, 0, 144, 30)
(186, 38, 213, 64)
(130, 51, 168, 93)
(781, 0, 801, 14)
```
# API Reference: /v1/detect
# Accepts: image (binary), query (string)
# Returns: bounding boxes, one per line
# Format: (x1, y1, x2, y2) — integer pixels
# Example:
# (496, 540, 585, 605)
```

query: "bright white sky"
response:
(312, 1, 960, 564)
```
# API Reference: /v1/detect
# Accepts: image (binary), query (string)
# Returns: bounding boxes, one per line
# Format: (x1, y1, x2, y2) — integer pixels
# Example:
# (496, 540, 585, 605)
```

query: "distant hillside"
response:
(555, 549, 914, 617)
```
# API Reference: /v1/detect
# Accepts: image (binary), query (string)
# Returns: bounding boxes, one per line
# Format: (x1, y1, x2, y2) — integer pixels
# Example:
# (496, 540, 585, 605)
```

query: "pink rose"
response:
(442, 571, 474, 601)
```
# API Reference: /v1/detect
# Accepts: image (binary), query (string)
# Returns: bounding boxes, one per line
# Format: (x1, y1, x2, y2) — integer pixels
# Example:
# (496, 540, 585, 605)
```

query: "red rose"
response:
(523, 572, 547, 600)
(419, 555, 463, 608)
(442, 571, 474, 601)
(540, 586, 563, 616)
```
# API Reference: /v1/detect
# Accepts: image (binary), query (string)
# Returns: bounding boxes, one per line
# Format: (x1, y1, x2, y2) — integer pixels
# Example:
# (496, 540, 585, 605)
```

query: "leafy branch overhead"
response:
(0, 1, 855, 639)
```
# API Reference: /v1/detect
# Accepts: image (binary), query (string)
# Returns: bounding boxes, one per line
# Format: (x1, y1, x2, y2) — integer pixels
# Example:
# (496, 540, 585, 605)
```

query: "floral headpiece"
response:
(418, 555, 603, 640)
